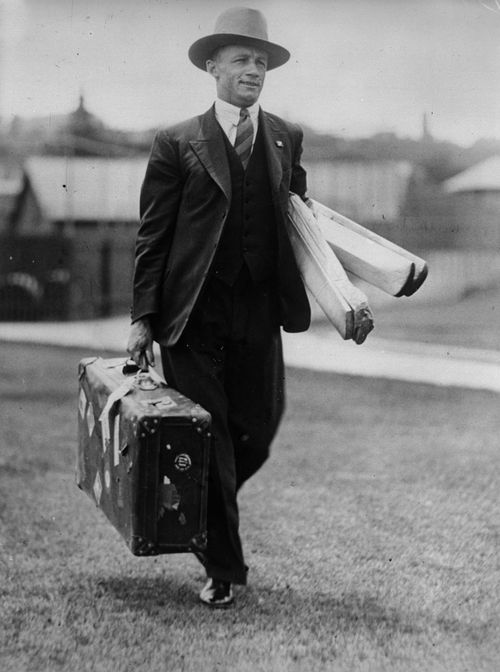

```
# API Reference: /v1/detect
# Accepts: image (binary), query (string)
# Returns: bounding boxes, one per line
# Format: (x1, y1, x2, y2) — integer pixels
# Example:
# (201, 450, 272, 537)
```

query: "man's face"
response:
(206, 45, 268, 107)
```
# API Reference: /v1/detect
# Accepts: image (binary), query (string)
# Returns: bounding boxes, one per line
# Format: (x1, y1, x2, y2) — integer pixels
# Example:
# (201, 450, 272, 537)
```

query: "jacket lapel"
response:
(189, 106, 288, 202)
(189, 106, 231, 202)
(260, 110, 285, 196)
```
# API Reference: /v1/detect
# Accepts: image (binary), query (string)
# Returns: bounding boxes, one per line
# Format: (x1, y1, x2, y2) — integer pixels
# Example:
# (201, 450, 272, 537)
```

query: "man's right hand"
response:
(127, 317, 155, 371)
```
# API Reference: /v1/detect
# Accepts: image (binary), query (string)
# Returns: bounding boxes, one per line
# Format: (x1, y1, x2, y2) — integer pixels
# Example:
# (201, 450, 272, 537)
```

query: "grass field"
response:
(1, 342, 499, 672)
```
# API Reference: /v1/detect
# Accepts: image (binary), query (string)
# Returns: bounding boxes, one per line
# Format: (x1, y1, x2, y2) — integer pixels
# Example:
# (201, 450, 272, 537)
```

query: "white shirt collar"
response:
(214, 98, 260, 130)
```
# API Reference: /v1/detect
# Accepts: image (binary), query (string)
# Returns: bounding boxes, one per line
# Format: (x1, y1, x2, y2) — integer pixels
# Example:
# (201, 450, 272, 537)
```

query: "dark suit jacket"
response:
(132, 105, 311, 346)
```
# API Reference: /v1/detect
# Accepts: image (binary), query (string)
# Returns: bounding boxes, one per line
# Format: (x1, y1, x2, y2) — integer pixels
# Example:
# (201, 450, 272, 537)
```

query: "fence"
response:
(0, 232, 135, 321)
(69, 229, 135, 319)
(2, 233, 499, 322)
(0, 235, 73, 320)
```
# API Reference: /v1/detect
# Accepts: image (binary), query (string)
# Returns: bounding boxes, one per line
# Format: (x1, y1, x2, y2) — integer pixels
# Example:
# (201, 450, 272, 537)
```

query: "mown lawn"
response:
(1, 342, 499, 672)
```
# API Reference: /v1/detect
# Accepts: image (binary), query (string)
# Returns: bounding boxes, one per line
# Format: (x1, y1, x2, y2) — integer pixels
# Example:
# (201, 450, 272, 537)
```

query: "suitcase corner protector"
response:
(190, 532, 207, 552)
(130, 536, 159, 556)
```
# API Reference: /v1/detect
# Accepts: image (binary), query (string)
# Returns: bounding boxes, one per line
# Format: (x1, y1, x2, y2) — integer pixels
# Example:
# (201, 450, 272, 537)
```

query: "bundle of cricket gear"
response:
(287, 193, 428, 344)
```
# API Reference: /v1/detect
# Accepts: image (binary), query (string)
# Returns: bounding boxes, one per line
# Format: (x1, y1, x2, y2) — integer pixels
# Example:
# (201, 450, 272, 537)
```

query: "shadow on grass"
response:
(97, 573, 494, 645)
(98, 574, 199, 611)
(242, 585, 422, 638)
(97, 573, 421, 639)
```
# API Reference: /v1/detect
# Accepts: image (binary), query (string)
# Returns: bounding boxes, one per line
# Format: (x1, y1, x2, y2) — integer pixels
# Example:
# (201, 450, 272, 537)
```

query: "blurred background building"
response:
(0, 95, 152, 320)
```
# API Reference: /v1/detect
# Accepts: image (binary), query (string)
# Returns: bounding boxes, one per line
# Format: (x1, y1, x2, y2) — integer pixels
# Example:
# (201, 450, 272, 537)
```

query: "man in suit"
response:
(127, 7, 311, 608)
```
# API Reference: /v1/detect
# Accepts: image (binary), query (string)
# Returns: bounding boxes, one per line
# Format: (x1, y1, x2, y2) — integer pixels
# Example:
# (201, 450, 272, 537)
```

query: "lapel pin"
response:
(275, 140, 284, 148)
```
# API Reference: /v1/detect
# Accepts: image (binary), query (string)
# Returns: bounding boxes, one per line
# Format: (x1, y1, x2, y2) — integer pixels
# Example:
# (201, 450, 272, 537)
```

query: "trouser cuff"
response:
(205, 562, 248, 586)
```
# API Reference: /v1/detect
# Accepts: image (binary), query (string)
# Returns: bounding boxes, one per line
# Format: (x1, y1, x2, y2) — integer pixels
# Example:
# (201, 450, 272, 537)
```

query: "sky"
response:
(0, 0, 499, 146)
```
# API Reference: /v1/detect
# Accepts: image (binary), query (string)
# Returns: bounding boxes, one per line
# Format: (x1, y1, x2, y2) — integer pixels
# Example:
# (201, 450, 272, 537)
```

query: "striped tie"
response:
(234, 107, 253, 169)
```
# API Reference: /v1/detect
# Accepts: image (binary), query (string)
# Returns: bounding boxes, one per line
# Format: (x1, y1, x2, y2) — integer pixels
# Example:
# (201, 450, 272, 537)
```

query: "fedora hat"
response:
(188, 7, 290, 71)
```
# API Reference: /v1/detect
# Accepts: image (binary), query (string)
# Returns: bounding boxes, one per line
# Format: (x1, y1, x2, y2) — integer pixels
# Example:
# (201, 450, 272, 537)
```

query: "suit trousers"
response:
(160, 267, 285, 584)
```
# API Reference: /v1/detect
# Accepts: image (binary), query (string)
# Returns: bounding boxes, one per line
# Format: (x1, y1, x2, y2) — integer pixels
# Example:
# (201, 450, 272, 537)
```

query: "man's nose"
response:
(246, 60, 260, 76)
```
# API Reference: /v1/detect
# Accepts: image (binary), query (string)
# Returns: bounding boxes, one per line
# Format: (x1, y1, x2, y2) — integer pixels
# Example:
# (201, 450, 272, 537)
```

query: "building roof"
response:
(24, 155, 413, 225)
(443, 155, 500, 193)
(24, 156, 148, 222)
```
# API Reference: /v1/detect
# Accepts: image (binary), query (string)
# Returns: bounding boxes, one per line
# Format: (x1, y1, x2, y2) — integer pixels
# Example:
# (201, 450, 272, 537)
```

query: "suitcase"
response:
(77, 356, 211, 556)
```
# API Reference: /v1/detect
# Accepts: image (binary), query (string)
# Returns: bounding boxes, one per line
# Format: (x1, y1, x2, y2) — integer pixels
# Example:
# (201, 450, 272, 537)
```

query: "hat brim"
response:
(188, 33, 290, 72)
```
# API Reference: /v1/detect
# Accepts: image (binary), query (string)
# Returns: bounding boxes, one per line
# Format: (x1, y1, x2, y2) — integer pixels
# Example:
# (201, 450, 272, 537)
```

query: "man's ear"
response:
(206, 60, 218, 79)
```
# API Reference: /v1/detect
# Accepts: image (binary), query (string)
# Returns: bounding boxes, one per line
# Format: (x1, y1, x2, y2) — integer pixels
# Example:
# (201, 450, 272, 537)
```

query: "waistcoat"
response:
(210, 125, 278, 285)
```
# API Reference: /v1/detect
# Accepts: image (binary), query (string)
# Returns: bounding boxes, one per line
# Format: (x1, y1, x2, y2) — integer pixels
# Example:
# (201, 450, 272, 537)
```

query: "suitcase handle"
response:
(122, 359, 167, 388)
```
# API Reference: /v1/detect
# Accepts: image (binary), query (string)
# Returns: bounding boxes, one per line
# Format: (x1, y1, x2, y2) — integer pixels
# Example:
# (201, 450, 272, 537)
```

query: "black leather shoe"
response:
(199, 578, 234, 608)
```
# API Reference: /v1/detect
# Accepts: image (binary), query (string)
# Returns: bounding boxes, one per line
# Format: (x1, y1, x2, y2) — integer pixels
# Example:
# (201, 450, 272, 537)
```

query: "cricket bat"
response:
(310, 199, 428, 297)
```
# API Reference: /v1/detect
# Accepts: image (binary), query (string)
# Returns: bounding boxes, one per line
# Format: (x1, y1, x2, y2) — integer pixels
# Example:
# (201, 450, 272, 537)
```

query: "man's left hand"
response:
(353, 306, 374, 345)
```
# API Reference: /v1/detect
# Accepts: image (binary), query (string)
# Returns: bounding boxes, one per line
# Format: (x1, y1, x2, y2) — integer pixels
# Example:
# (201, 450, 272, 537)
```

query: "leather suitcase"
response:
(77, 356, 210, 556)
